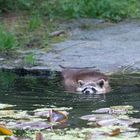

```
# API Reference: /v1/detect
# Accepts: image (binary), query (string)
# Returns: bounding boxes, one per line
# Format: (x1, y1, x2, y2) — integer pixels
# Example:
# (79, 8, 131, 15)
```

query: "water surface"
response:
(0, 69, 140, 128)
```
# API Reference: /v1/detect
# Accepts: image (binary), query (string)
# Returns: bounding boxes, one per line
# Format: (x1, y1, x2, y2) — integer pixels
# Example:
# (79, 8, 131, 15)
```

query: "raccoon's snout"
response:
(84, 90, 90, 95)
(82, 87, 96, 95)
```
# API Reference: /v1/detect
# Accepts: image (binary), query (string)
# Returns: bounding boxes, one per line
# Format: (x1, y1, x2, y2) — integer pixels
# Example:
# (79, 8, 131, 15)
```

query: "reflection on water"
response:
(0, 69, 140, 128)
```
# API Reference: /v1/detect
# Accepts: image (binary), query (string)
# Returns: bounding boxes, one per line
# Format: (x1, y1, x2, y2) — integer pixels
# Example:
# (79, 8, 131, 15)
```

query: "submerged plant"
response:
(24, 53, 36, 66)
(0, 71, 16, 89)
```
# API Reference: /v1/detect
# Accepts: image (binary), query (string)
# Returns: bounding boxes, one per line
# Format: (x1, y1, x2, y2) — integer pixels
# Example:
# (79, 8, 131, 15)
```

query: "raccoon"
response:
(60, 65, 111, 94)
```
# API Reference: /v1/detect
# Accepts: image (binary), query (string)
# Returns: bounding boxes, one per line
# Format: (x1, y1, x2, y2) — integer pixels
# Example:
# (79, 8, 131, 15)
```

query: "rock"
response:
(49, 30, 66, 37)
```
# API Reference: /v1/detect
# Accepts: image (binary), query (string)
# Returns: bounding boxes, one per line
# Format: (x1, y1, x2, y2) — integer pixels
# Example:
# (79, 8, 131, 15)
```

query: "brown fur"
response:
(60, 66, 111, 94)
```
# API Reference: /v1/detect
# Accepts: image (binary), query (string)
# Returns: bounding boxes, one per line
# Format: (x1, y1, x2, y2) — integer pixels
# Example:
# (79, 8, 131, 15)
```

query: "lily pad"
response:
(14, 121, 52, 130)
(96, 118, 135, 127)
(80, 114, 115, 121)
(92, 105, 137, 115)
(80, 105, 140, 139)
(0, 104, 15, 109)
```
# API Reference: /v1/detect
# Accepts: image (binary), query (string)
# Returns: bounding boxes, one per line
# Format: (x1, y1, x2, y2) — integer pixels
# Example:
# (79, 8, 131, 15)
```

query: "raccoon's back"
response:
(74, 69, 108, 81)
(61, 69, 79, 92)
(62, 69, 108, 81)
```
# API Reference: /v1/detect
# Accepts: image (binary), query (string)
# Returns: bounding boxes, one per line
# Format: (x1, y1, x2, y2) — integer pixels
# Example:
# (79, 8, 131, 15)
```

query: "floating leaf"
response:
(92, 105, 136, 115)
(97, 118, 119, 126)
(0, 104, 15, 109)
(35, 132, 44, 140)
(0, 110, 15, 117)
(0, 125, 13, 135)
(5, 136, 32, 140)
(93, 108, 111, 114)
(110, 105, 134, 115)
(48, 110, 68, 123)
(111, 105, 133, 111)
(15, 121, 52, 130)
(108, 128, 121, 136)
(80, 114, 114, 121)
(34, 107, 72, 112)
(34, 109, 68, 123)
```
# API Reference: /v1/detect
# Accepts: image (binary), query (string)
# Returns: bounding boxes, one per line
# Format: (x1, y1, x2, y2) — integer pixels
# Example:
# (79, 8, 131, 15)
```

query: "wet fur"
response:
(60, 65, 111, 94)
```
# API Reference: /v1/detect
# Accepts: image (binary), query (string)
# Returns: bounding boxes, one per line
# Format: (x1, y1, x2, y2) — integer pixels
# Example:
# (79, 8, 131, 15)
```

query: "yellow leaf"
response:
(0, 126, 13, 135)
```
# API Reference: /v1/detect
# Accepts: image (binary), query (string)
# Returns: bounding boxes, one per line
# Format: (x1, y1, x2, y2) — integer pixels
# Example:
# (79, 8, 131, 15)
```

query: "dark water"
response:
(0, 69, 140, 128)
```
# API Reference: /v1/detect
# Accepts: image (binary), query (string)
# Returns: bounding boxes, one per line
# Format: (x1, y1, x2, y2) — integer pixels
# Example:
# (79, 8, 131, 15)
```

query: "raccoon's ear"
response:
(78, 80, 85, 86)
(97, 79, 105, 88)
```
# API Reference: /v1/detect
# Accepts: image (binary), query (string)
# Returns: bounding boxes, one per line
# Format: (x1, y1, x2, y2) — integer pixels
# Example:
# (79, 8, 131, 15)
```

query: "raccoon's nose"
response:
(85, 90, 90, 95)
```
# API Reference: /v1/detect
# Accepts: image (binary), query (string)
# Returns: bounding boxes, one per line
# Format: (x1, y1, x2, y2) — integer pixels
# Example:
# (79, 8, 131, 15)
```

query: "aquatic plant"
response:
(0, 104, 140, 139)
(24, 53, 36, 66)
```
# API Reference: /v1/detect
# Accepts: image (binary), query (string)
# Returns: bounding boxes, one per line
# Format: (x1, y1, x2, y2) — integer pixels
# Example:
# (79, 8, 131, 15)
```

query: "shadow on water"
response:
(0, 69, 140, 128)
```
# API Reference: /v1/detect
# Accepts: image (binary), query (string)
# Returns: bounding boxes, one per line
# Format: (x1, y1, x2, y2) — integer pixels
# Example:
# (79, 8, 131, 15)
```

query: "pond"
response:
(0, 69, 140, 139)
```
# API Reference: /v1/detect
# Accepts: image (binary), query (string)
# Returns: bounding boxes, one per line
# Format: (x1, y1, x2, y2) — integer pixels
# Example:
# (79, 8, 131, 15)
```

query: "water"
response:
(0, 69, 140, 128)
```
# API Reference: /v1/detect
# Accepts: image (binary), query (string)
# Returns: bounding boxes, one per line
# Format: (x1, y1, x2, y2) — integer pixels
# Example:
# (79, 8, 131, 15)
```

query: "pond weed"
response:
(24, 52, 36, 66)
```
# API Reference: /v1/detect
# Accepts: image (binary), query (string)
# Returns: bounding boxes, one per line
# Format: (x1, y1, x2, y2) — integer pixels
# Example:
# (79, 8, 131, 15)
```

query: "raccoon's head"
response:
(76, 79, 107, 95)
